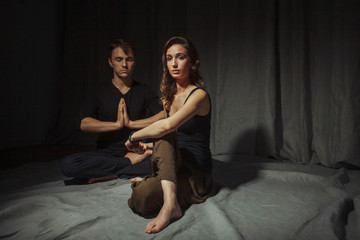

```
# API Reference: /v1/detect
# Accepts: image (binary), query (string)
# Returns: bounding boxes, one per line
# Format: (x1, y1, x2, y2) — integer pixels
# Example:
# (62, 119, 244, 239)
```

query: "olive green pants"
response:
(128, 132, 213, 216)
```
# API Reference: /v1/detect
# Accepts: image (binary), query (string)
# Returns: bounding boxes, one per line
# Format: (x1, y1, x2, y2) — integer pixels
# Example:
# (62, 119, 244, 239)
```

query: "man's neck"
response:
(112, 77, 133, 94)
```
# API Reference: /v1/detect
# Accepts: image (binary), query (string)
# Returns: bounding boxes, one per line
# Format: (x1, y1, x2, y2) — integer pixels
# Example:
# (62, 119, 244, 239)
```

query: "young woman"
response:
(124, 37, 213, 234)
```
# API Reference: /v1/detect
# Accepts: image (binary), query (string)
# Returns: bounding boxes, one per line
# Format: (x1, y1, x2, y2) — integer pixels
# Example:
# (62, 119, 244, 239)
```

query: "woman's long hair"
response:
(160, 37, 205, 110)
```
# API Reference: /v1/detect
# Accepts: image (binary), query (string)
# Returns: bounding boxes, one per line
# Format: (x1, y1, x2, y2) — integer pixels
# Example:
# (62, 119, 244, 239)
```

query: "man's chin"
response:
(117, 73, 130, 79)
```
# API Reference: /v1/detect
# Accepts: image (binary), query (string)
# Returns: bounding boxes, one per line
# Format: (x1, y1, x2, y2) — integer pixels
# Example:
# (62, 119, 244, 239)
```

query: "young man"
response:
(60, 39, 165, 184)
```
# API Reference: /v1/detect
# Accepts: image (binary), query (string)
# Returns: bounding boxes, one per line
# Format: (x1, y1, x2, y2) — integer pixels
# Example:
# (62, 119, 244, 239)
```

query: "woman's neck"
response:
(176, 78, 192, 93)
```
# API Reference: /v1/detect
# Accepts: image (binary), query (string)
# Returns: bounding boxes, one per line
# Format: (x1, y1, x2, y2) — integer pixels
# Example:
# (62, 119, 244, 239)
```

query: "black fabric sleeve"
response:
(144, 87, 163, 117)
(74, 86, 98, 130)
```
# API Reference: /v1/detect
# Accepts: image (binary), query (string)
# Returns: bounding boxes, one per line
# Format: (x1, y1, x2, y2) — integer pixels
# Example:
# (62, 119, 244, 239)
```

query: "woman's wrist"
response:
(128, 131, 139, 144)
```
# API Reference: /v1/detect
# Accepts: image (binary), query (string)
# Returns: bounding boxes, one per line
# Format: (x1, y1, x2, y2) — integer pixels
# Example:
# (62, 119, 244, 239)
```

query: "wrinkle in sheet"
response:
(0, 160, 356, 240)
(52, 216, 108, 240)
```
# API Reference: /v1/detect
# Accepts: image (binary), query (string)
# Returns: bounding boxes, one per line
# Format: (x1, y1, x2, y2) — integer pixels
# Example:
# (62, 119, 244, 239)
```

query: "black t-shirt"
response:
(76, 80, 162, 156)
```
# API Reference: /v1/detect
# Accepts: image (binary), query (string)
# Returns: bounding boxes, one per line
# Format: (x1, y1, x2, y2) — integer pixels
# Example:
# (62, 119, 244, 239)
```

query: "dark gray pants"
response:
(60, 149, 151, 179)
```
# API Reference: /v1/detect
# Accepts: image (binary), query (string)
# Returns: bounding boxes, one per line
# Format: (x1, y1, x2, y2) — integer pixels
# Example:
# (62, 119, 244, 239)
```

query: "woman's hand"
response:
(125, 140, 148, 154)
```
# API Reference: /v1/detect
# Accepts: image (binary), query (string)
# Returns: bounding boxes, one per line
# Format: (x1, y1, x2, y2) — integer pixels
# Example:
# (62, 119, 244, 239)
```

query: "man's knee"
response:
(59, 154, 82, 177)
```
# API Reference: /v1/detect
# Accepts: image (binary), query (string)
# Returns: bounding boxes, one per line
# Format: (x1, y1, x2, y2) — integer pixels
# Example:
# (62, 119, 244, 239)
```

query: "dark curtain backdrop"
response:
(1, 0, 63, 149)
(1, 0, 359, 168)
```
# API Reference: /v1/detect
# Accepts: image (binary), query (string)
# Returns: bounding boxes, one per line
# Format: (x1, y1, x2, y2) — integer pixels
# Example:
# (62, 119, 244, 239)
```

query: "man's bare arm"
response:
(80, 98, 124, 133)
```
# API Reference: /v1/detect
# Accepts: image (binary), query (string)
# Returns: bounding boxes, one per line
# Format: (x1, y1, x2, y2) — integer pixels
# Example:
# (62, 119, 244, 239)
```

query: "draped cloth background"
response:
(1, 0, 359, 167)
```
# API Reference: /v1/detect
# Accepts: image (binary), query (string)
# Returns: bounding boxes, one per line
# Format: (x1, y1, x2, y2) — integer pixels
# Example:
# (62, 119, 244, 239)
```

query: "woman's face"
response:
(166, 44, 192, 81)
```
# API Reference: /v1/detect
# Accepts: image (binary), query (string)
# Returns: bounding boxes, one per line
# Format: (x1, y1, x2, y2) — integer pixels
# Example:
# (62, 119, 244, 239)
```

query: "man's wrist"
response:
(115, 120, 123, 129)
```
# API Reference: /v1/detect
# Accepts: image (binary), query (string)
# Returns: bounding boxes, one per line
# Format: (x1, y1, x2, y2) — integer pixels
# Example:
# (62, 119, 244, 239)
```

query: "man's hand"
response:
(116, 98, 125, 129)
(122, 99, 132, 128)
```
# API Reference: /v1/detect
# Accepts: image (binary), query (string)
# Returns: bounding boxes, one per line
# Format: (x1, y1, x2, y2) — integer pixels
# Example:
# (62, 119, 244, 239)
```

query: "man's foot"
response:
(145, 200, 182, 234)
(64, 178, 89, 185)
(125, 149, 153, 165)
(88, 174, 118, 184)
(129, 177, 144, 183)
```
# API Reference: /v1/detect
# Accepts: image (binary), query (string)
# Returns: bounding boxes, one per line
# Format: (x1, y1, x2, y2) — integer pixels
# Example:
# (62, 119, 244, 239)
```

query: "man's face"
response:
(108, 47, 135, 80)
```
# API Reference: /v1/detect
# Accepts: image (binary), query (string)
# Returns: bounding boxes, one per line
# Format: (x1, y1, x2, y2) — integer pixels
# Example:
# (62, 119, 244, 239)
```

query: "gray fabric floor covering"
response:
(0, 156, 359, 240)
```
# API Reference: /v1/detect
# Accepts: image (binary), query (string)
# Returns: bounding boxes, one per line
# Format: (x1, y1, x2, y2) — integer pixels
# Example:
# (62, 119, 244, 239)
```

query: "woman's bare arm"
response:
(126, 89, 209, 145)
(122, 99, 167, 129)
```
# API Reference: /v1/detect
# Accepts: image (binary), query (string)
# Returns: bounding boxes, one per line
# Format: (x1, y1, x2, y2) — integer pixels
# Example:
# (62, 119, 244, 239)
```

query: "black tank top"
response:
(177, 88, 212, 173)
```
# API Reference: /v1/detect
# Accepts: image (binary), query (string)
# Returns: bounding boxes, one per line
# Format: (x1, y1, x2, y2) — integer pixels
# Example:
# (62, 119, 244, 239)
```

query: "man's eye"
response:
(116, 58, 122, 62)
(127, 58, 134, 62)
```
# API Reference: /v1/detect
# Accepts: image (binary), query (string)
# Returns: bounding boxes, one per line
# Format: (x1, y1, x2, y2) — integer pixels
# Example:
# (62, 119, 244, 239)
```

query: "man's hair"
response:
(109, 39, 136, 58)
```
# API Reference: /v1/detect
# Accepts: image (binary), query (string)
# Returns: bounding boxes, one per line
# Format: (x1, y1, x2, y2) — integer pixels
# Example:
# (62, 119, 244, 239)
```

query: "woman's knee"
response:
(151, 133, 182, 177)
(128, 178, 163, 216)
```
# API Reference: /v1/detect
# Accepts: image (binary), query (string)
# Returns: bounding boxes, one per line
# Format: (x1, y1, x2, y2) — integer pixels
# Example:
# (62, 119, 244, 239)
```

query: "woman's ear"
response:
(191, 60, 200, 70)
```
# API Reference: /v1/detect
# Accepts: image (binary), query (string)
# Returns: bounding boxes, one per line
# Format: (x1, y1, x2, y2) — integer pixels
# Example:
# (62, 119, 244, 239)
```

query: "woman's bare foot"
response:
(145, 199, 182, 234)
(125, 149, 153, 165)
(88, 174, 118, 184)
(129, 177, 144, 183)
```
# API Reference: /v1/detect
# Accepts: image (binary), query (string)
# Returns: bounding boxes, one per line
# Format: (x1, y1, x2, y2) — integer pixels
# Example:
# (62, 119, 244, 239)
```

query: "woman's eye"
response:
(178, 56, 185, 60)
(167, 57, 172, 61)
